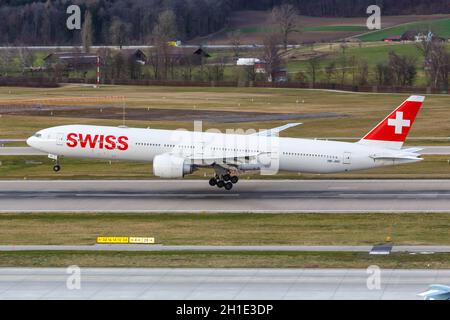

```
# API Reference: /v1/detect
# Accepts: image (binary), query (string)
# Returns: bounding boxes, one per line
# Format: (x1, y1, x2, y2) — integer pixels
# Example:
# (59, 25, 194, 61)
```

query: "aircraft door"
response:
(56, 133, 64, 146)
(343, 152, 351, 165)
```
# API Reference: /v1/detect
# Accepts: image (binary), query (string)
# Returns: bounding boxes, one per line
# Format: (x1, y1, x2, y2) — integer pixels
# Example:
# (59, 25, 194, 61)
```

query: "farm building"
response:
(150, 47, 211, 65)
(43, 52, 101, 70)
(43, 49, 147, 70)
(383, 35, 402, 42)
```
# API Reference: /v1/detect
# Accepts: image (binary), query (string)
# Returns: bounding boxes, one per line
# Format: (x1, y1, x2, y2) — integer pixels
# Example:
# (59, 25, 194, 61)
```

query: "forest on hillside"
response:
(0, 0, 449, 45)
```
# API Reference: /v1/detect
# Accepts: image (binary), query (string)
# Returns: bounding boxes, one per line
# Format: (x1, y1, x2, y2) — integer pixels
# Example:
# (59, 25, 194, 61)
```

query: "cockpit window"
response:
(33, 133, 42, 138)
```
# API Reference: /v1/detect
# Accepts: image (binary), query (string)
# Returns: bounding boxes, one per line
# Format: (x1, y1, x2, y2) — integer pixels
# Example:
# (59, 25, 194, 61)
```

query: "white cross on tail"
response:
(388, 111, 410, 134)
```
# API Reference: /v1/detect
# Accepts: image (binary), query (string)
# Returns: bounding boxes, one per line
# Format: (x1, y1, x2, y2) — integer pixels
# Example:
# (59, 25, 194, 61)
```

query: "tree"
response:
(271, 4, 298, 50)
(307, 56, 321, 86)
(375, 62, 394, 86)
(324, 61, 337, 84)
(151, 10, 178, 80)
(81, 10, 93, 53)
(109, 17, 131, 49)
(388, 51, 417, 86)
(356, 59, 369, 86)
(261, 32, 282, 82)
(153, 10, 177, 42)
(417, 40, 450, 90)
(228, 30, 242, 58)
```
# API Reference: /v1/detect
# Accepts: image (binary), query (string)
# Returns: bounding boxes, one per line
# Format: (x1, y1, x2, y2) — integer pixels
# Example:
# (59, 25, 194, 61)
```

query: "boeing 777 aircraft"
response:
(27, 95, 424, 190)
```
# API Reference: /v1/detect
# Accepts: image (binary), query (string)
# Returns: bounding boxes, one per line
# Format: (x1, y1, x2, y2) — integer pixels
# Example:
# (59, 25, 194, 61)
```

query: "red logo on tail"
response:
(362, 96, 424, 142)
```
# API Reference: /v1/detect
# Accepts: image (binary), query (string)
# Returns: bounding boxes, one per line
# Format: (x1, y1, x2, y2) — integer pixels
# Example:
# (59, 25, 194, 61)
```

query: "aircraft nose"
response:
(26, 136, 36, 148)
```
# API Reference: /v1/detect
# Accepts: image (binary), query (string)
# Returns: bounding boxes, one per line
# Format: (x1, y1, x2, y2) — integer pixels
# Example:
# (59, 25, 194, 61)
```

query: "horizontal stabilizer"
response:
(401, 147, 424, 153)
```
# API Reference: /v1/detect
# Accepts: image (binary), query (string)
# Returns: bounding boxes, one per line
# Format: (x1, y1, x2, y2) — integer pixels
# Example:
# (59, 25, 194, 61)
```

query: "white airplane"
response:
(26, 95, 425, 190)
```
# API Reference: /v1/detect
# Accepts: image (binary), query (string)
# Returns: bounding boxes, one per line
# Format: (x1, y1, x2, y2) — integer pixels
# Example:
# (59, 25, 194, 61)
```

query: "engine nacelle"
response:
(153, 154, 194, 178)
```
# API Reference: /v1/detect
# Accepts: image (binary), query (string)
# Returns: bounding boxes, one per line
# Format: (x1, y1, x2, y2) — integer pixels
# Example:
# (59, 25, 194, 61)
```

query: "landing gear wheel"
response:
(209, 178, 217, 186)
(223, 174, 231, 181)
(230, 176, 239, 184)
(53, 165, 61, 172)
(217, 180, 225, 188)
(224, 182, 233, 190)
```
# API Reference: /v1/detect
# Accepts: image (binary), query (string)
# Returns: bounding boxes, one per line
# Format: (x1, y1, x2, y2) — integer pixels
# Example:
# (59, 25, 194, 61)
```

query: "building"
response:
(383, 35, 402, 42)
(43, 52, 101, 70)
(43, 49, 147, 70)
(119, 49, 147, 65)
(160, 47, 210, 65)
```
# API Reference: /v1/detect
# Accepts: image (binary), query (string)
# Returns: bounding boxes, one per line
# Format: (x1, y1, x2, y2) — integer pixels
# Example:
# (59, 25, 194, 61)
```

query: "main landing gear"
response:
(208, 174, 239, 190)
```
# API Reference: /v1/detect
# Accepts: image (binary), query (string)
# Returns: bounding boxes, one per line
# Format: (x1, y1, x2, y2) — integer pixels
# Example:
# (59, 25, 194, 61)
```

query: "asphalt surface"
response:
(1, 146, 449, 155)
(0, 180, 449, 212)
(0, 244, 449, 253)
(0, 268, 446, 300)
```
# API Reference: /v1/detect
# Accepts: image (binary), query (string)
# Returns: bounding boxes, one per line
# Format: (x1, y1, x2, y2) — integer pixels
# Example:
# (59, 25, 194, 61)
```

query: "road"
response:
(0, 244, 449, 253)
(0, 180, 449, 213)
(1, 146, 450, 155)
(0, 268, 446, 300)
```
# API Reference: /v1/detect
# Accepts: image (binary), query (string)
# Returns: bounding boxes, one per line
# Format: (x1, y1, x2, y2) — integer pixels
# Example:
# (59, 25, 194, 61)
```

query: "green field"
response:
(357, 18, 450, 42)
(0, 211, 449, 268)
(0, 212, 448, 246)
(226, 25, 367, 34)
(1, 85, 449, 141)
(287, 42, 450, 86)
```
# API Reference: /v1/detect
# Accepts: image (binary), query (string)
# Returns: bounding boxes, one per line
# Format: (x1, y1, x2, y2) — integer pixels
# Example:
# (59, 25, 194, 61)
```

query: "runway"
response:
(0, 268, 447, 300)
(1, 146, 449, 155)
(0, 179, 449, 212)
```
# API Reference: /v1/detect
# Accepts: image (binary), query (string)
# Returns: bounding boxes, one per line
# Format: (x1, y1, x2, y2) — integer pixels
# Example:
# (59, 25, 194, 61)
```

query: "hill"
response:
(357, 17, 450, 41)
(192, 11, 450, 45)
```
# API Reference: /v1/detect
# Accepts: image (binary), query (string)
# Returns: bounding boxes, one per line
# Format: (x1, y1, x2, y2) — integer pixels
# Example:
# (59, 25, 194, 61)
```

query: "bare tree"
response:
(81, 10, 93, 53)
(261, 32, 282, 82)
(307, 56, 321, 86)
(388, 51, 417, 86)
(228, 30, 242, 58)
(18, 47, 35, 69)
(324, 61, 337, 84)
(151, 10, 177, 80)
(0, 50, 14, 76)
(417, 40, 450, 90)
(271, 4, 298, 50)
(110, 17, 131, 49)
(357, 59, 369, 85)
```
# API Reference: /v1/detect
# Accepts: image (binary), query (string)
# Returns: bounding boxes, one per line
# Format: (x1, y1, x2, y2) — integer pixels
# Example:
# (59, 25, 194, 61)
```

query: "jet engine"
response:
(153, 154, 194, 178)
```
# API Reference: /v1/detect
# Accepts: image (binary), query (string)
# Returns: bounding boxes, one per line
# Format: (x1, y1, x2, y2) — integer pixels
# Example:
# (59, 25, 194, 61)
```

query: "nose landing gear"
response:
(49, 154, 61, 173)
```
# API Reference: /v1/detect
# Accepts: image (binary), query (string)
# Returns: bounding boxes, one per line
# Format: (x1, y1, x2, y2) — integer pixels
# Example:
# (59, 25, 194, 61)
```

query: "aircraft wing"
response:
(250, 123, 302, 137)
(418, 285, 450, 300)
